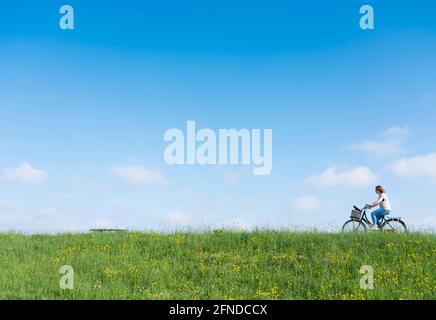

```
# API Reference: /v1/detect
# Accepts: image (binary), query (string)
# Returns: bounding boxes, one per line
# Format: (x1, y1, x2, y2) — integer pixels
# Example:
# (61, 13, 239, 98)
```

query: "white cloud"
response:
(291, 196, 322, 212)
(109, 165, 166, 186)
(39, 206, 57, 215)
(305, 166, 378, 187)
(224, 168, 249, 183)
(349, 126, 410, 157)
(382, 126, 410, 138)
(4, 162, 47, 184)
(35, 206, 58, 219)
(388, 153, 436, 181)
(0, 200, 15, 209)
(165, 209, 191, 225)
(104, 198, 126, 205)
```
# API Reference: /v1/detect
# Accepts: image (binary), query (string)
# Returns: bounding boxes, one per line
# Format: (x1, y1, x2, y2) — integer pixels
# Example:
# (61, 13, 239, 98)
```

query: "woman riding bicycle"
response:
(365, 185, 392, 230)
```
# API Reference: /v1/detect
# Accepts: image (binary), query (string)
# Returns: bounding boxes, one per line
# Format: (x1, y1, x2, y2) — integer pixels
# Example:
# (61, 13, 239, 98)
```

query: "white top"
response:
(379, 193, 392, 211)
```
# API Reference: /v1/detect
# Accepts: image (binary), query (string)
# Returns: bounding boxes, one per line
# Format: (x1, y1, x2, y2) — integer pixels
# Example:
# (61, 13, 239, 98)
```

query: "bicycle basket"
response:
(350, 209, 361, 219)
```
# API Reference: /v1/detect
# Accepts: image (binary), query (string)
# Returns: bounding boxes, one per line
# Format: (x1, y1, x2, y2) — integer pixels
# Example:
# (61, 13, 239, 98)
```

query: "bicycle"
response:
(342, 205, 407, 232)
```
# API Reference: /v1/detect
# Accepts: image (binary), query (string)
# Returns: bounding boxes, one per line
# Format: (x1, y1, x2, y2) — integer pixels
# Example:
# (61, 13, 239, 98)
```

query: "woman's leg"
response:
(377, 210, 390, 226)
(371, 208, 385, 225)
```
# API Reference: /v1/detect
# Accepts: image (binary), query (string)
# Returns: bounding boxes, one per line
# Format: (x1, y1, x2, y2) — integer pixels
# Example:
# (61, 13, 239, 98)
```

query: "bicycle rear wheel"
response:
(381, 218, 407, 233)
(342, 220, 367, 232)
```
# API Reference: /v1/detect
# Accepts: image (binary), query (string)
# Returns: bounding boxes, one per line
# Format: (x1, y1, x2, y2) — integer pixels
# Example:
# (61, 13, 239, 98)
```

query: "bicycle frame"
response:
(353, 208, 386, 227)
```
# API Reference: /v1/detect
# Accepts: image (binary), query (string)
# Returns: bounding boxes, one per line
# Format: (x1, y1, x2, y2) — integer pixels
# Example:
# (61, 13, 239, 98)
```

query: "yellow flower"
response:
(256, 286, 279, 299)
(340, 293, 365, 300)
(104, 267, 118, 278)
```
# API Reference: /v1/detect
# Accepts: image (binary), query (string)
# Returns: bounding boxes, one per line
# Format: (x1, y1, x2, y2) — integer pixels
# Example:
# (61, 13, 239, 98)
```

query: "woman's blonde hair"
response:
(375, 185, 386, 193)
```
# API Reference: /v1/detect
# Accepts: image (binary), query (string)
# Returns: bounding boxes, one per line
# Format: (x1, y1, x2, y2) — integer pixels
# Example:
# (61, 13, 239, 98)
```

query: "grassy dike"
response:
(0, 231, 434, 300)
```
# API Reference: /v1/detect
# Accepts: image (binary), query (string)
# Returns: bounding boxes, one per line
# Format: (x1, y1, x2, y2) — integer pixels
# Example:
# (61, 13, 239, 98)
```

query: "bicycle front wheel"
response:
(342, 220, 367, 232)
(381, 218, 407, 233)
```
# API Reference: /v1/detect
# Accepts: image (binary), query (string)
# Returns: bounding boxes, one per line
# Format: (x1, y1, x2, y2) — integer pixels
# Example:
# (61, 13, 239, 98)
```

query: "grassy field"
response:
(0, 231, 434, 300)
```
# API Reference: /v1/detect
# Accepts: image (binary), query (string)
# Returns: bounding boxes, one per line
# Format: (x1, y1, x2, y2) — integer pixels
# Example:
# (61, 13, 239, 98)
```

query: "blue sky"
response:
(0, 1, 435, 232)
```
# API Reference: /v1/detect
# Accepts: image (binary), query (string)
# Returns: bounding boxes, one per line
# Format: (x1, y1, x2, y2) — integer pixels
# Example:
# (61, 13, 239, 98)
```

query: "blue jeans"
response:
(371, 208, 390, 226)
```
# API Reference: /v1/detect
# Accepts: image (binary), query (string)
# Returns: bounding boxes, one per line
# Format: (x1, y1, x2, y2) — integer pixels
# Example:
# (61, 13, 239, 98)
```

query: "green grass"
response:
(0, 231, 434, 300)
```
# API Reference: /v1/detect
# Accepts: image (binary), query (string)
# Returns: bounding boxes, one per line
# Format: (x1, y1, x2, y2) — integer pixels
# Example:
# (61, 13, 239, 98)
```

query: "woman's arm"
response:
(368, 199, 382, 208)
(366, 195, 383, 209)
